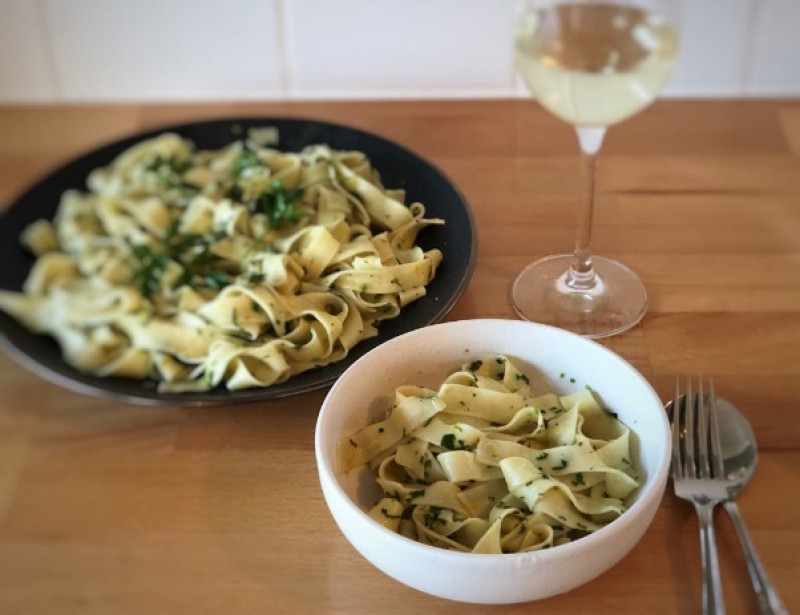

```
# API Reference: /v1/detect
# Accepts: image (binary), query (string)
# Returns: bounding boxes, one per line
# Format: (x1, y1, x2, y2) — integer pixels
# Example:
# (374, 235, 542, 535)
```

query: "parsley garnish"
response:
(467, 360, 483, 372)
(146, 154, 191, 176)
(424, 506, 443, 527)
(130, 220, 228, 296)
(131, 245, 169, 296)
(232, 146, 261, 176)
(440, 434, 457, 450)
(145, 155, 196, 195)
(244, 272, 265, 286)
(250, 179, 308, 228)
(406, 489, 426, 502)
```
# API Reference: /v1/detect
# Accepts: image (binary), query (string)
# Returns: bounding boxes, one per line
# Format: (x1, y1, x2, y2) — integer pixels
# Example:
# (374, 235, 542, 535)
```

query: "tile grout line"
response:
(34, 0, 63, 103)
(741, 0, 762, 96)
(275, 0, 293, 100)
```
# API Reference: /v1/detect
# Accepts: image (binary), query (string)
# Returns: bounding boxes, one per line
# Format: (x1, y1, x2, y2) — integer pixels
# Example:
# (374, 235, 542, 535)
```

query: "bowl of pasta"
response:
(315, 319, 670, 604)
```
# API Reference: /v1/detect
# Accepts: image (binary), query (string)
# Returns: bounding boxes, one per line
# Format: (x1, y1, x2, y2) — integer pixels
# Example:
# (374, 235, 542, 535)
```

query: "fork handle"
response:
(696, 503, 726, 615)
(723, 500, 787, 615)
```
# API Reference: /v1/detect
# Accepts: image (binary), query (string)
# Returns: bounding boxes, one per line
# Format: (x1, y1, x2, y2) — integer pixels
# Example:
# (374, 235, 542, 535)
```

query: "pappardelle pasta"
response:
(338, 356, 640, 554)
(0, 131, 443, 392)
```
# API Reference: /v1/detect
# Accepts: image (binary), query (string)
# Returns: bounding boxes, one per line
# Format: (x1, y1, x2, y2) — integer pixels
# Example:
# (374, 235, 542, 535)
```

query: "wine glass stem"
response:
(567, 126, 607, 290)
(573, 148, 596, 275)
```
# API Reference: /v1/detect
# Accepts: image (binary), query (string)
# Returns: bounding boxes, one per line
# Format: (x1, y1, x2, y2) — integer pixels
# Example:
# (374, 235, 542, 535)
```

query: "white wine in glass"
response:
(512, 0, 679, 338)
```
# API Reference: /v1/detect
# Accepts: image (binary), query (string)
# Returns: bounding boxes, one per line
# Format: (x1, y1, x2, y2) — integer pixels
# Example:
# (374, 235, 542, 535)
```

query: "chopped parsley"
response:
(244, 272, 265, 286)
(249, 179, 308, 229)
(406, 489, 426, 502)
(424, 506, 444, 527)
(130, 221, 227, 296)
(440, 434, 459, 450)
(146, 154, 192, 175)
(145, 155, 196, 195)
(232, 146, 261, 176)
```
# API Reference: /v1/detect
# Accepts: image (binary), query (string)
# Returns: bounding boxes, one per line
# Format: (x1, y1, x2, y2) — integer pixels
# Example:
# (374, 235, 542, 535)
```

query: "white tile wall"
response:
(0, 0, 798, 103)
(0, 0, 57, 101)
(284, 0, 518, 99)
(747, 0, 800, 95)
(663, 0, 754, 96)
(42, 0, 285, 101)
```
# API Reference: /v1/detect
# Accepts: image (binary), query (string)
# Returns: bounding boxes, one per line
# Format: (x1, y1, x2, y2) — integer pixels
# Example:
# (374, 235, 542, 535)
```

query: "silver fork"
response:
(671, 376, 727, 615)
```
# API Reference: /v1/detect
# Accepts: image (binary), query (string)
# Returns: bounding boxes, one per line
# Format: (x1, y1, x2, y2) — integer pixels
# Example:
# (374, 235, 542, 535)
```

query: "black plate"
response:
(0, 117, 476, 406)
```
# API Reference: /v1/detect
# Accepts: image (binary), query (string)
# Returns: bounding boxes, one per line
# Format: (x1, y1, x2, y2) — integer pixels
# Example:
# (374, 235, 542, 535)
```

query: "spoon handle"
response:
(722, 500, 787, 615)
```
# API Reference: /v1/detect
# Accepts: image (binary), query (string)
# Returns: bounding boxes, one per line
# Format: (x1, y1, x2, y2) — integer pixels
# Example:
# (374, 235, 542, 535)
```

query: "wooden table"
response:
(1, 100, 798, 614)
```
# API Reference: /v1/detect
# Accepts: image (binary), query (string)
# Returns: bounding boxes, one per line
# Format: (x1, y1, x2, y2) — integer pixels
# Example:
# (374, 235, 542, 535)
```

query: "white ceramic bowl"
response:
(315, 319, 670, 604)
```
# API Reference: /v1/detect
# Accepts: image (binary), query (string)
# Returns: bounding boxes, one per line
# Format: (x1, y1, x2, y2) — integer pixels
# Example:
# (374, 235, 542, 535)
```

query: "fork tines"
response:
(671, 376, 725, 482)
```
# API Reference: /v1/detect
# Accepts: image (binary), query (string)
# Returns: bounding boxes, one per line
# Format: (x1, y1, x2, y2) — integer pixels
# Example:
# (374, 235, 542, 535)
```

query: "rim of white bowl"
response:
(315, 318, 671, 562)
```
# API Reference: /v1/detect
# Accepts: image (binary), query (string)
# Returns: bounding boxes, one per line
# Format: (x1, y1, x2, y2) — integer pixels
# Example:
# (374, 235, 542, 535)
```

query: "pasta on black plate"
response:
(0, 131, 443, 392)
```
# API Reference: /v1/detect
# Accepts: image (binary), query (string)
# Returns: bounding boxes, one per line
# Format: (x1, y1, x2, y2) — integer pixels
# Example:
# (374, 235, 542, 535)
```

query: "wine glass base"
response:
(511, 255, 647, 339)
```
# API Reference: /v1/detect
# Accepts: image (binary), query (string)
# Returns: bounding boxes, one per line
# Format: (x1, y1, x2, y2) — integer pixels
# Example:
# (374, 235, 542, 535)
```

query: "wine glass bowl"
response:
(515, 2, 679, 128)
(512, 0, 680, 338)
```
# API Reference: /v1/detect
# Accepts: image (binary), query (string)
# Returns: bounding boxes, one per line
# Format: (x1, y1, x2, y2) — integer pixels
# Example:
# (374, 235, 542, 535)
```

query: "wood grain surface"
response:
(0, 99, 798, 614)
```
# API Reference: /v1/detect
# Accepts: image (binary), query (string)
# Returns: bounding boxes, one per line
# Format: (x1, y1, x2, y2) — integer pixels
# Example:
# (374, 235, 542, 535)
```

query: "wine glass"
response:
(512, 0, 680, 338)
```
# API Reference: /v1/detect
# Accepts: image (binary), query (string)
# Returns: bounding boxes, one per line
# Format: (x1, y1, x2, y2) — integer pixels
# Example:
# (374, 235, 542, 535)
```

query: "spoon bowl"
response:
(716, 397, 757, 488)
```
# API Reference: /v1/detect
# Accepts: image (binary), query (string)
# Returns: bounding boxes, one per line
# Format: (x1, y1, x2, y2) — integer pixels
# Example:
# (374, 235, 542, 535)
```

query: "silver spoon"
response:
(713, 397, 787, 615)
